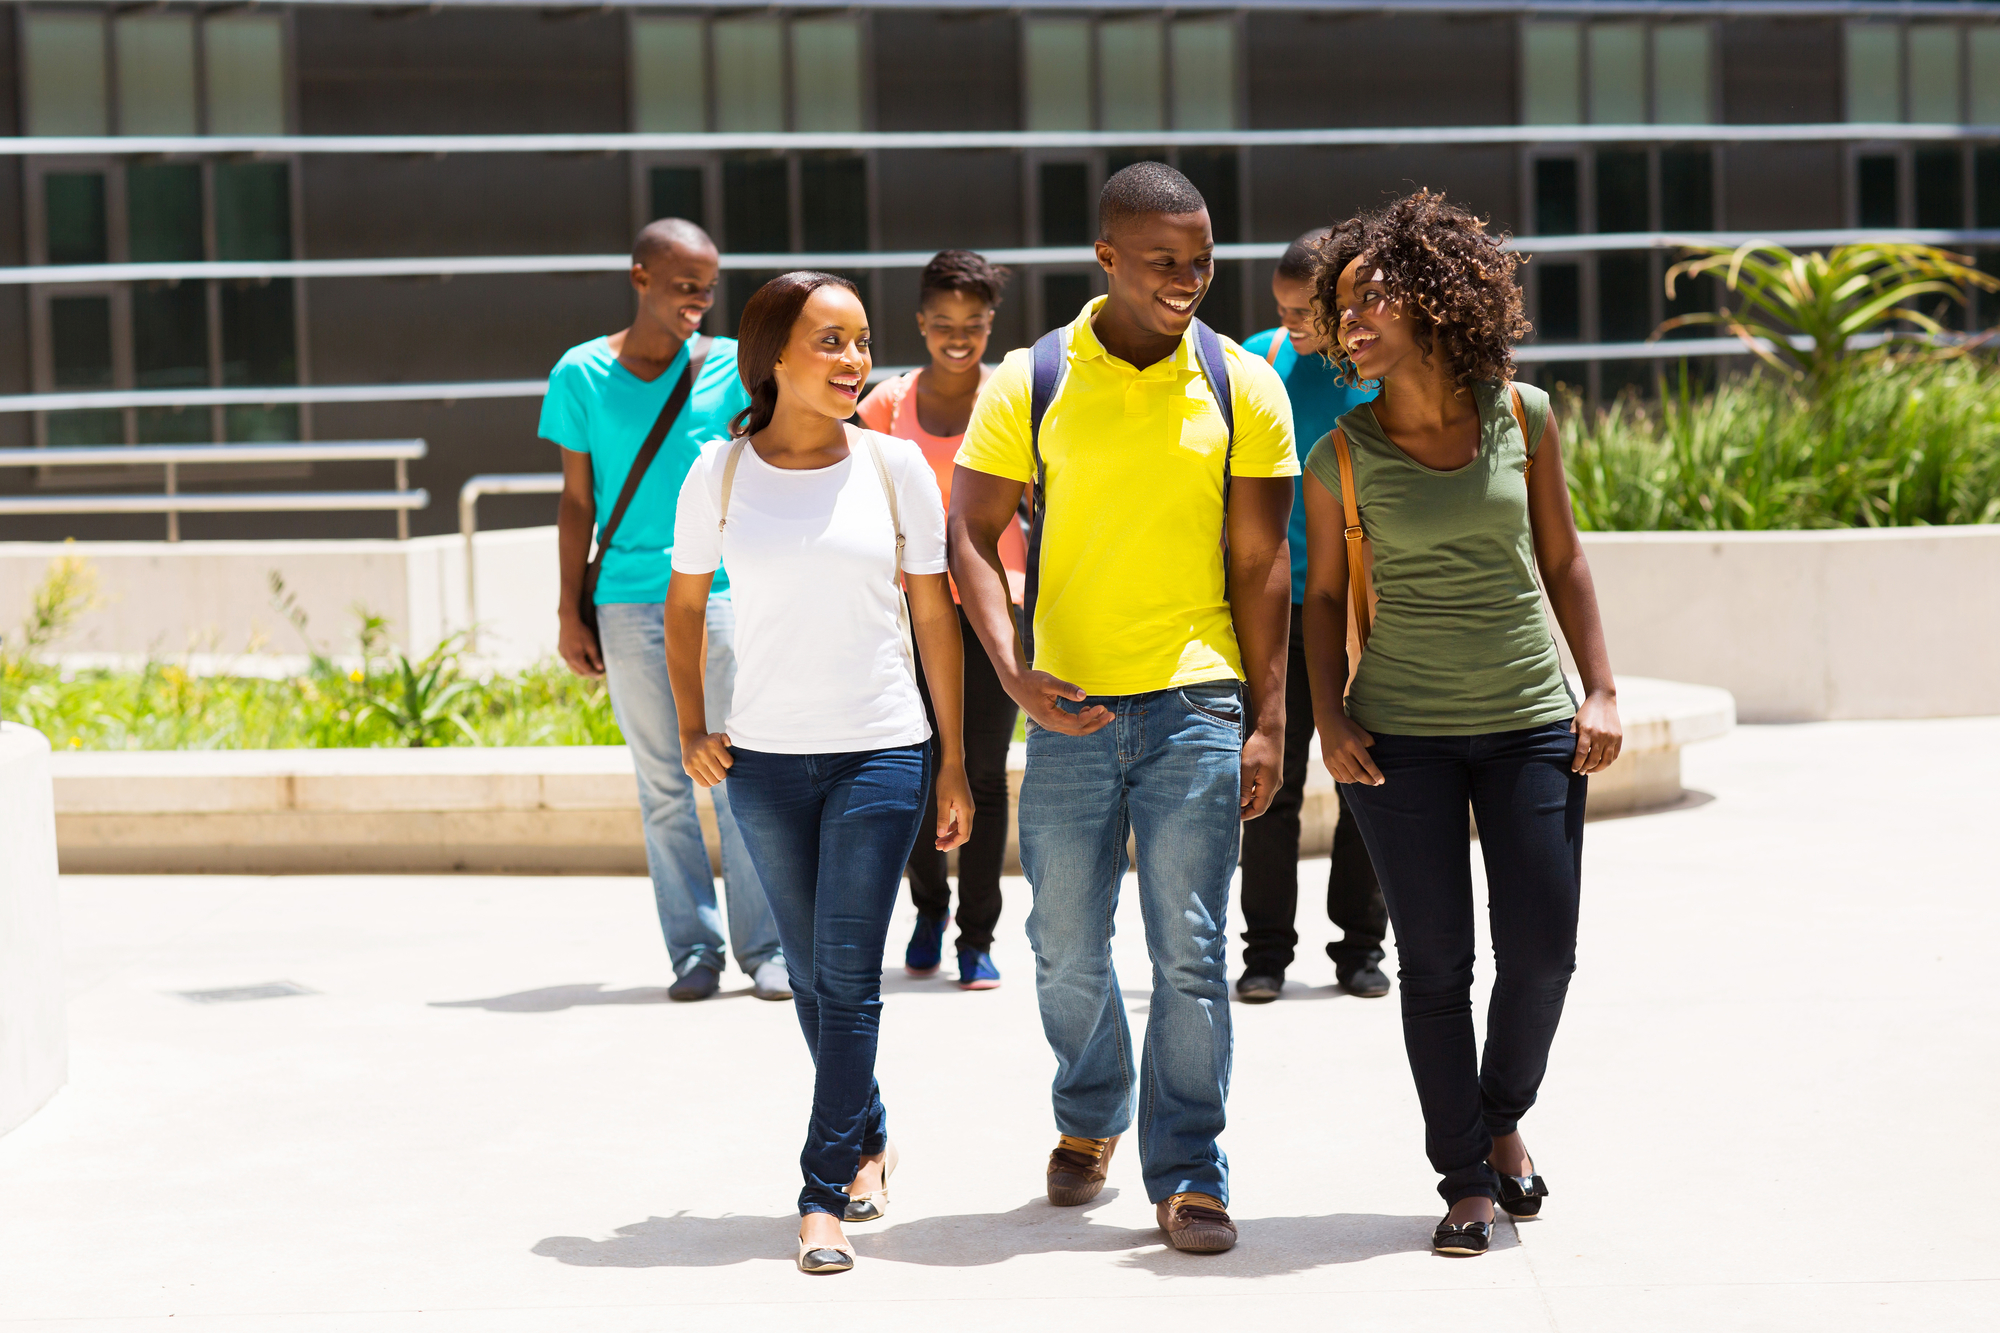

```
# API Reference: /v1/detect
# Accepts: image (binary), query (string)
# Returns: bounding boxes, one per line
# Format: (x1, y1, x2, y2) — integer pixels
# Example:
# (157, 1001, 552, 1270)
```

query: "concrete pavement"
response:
(1, 718, 1995, 1330)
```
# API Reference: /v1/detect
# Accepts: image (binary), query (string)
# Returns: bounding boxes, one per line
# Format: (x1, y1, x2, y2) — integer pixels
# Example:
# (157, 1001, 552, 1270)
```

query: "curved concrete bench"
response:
(1, 723, 67, 1136)
(49, 675, 1733, 875)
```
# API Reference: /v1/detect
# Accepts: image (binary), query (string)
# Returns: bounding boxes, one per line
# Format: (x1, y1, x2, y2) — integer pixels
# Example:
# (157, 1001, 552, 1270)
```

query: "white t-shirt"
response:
(672, 428, 948, 754)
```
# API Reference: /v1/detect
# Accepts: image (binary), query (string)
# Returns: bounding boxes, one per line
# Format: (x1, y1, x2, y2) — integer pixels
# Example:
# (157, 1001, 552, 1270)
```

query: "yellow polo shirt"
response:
(956, 297, 1298, 696)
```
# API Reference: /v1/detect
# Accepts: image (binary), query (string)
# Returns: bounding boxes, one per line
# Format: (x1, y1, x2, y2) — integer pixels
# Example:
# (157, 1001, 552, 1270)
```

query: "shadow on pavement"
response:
(531, 1198, 1439, 1275)
(430, 983, 673, 1012)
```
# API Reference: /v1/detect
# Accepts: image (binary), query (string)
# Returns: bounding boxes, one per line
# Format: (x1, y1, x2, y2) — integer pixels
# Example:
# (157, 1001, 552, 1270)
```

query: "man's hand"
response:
(558, 611, 604, 678)
(933, 761, 975, 851)
(1239, 726, 1283, 821)
(1321, 713, 1384, 786)
(681, 730, 734, 787)
(1008, 668, 1113, 735)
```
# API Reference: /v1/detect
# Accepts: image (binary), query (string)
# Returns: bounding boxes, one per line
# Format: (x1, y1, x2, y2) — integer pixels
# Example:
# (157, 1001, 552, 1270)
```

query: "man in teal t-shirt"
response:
(1237, 229, 1390, 1004)
(541, 218, 783, 1004)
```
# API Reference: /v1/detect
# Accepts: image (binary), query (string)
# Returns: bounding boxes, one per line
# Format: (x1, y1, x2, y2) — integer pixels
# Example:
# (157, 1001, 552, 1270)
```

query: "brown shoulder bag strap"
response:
(1508, 382, 1534, 479)
(1331, 427, 1372, 650)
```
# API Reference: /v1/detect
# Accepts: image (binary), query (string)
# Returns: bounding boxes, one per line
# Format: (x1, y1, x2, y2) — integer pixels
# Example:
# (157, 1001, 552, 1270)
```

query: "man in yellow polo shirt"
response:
(951, 162, 1296, 1255)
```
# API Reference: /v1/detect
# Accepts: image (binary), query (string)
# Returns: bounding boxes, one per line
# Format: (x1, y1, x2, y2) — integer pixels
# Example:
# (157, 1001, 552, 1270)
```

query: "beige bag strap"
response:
(1264, 336, 1282, 366)
(860, 432, 918, 675)
(717, 435, 750, 532)
(1331, 426, 1373, 650)
(1508, 382, 1534, 480)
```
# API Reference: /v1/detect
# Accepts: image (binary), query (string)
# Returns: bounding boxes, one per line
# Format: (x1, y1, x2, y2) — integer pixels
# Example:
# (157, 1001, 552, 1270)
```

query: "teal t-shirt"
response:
(538, 335, 750, 604)
(1241, 328, 1377, 604)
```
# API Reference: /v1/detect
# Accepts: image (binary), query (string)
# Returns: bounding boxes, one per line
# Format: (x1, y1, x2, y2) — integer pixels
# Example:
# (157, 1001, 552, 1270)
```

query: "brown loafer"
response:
(1157, 1192, 1237, 1253)
(1046, 1133, 1119, 1206)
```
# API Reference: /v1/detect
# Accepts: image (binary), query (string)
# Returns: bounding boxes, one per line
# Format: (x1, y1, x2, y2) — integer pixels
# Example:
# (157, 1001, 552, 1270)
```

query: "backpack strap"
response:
(1264, 335, 1283, 366)
(1191, 318, 1235, 484)
(716, 434, 749, 533)
(1021, 328, 1069, 668)
(860, 431, 918, 678)
(1331, 427, 1372, 650)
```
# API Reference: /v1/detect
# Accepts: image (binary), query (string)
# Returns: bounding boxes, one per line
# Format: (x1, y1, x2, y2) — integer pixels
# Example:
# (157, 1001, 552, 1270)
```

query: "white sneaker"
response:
(751, 959, 793, 1001)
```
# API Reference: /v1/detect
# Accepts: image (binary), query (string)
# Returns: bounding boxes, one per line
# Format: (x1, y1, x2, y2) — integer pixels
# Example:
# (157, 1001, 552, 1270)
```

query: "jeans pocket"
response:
(1179, 685, 1244, 728)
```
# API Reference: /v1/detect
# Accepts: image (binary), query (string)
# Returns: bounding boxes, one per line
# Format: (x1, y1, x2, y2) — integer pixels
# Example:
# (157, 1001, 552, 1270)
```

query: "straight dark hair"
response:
(730, 270, 861, 438)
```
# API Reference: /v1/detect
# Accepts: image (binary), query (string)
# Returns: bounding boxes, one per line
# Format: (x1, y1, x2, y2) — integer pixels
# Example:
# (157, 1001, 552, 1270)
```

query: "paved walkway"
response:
(3, 719, 1996, 1331)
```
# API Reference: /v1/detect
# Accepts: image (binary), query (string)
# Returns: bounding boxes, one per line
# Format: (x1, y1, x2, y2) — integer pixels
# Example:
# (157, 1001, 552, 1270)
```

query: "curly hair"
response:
(1308, 190, 1529, 393)
(919, 248, 1010, 308)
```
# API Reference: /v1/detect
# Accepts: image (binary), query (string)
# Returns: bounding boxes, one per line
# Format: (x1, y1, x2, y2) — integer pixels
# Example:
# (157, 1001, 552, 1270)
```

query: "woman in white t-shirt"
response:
(665, 271, 972, 1277)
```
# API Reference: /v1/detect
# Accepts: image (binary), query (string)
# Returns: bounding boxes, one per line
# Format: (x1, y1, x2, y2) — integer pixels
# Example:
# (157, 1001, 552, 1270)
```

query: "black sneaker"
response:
(1337, 960, 1390, 998)
(667, 963, 721, 1002)
(1234, 973, 1283, 1003)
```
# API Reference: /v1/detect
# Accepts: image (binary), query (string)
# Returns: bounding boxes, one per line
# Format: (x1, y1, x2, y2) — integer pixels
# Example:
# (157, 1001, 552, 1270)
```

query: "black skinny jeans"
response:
(1238, 603, 1387, 975)
(904, 604, 1019, 953)
(1338, 722, 1584, 1205)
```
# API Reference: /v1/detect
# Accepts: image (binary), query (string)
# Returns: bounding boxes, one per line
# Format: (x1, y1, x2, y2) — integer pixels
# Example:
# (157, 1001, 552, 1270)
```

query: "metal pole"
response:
(165, 460, 178, 542)
(459, 480, 480, 653)
(395, 457, 409, 541)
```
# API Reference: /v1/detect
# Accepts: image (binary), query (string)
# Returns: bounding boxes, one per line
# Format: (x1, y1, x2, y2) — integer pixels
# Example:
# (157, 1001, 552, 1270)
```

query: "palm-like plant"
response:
(1659, 241, 1999, 386)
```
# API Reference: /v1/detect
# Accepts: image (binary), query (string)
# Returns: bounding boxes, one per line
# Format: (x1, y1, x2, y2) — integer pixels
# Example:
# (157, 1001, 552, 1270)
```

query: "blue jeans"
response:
(1017, 682, 1243, 1206)
(1338, 722, 1585, 1205)
(725, 743, 930, 1218)
(596, 599, 779, 978)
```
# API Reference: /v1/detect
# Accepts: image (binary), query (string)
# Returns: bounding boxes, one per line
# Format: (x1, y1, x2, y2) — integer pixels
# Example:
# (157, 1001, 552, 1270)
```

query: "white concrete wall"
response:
(6, 524, 1998, 719)
(0, 724, 66, 1136)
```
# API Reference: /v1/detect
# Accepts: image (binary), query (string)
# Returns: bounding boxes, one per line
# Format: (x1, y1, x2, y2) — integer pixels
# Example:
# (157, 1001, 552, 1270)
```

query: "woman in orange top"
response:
(856, 250, 1023, 991)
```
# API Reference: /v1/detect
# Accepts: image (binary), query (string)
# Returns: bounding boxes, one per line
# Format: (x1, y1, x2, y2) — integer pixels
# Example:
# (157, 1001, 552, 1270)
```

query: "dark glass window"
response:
(1107, 149, 1168, 178)
(1534, 158, 1579, 236)
(1976, 148, 2000, 228)
(1597, 252, 1654, 343)
(1536, 362, 1588, 400)
(45, 173, 108, 265)
(1914, 148, 1963, 229)
(1857, 155, 1900, 228)
(649, 166, 705, 225)
(132, 282, 208, 388)
(46, 409, 122, 448)
(1202, 261, 1242, 340)
(1595, 149, 1650, 234)
(220, 280, 295, 386)
(1178, 148, 1239, 244)
(1537, 263, 1581, 341)
(800, 155, 868, 252)
(127, 163, 203, 263)
(226, 405, 299, 443)
(1977, 250, 2000, 329)
(137, 406, 211, 444)
(214, 162, 291, 261)
(1043, 272, 1095, 332)
(724, 155, 791, 253)
(50, 295, 112, 388)
(1039, 162, 1091, 246)
(1658, 148, 1714, 232)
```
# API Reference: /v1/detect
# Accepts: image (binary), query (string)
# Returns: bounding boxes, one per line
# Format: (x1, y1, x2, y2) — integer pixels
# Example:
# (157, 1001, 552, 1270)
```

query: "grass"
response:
(1563, 355, 2000, 531)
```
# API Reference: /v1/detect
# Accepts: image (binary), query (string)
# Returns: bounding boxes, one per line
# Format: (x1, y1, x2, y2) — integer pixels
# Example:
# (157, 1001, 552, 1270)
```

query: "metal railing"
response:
(0, 440, 428, 541)
(459, 473, 565, 649)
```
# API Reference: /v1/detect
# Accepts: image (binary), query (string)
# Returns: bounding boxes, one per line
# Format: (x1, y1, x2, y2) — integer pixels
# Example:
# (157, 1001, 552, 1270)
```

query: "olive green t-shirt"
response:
(1303, 381, 1576, 737)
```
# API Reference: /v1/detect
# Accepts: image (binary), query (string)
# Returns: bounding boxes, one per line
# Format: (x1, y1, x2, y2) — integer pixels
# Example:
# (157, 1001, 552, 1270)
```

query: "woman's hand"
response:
(1321, 712, 1384, 786)
(933, 760, 974, 852)
(1571, 690, 1623, 774)
(681, 730, 735, 788)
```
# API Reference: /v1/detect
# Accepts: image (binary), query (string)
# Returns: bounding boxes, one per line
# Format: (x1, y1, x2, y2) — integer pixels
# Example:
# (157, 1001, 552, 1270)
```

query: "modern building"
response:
(1, 1, 1996, 540)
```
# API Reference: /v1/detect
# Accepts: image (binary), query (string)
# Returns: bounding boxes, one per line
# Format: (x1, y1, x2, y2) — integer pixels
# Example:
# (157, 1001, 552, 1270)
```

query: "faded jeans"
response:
(1017, 682, 1242, 1206)
(596, 599, 780, 978)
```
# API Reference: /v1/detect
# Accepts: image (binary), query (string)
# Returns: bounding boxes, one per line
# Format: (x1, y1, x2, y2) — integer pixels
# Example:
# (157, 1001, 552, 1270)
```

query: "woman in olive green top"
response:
(1298, 192, 1624, 1257)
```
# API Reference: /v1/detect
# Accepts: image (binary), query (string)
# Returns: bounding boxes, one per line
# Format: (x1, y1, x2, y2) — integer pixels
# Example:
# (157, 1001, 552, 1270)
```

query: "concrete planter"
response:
(49, 676, 1732, 875)
(1, 724, 67, 1136)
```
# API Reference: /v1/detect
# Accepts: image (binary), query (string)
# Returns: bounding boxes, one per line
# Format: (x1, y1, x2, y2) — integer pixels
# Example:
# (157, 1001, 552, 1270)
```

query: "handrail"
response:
(0, 120, 1995, 156)
(459, 473, 565, 650)
(0, 440, 426, 467)
(18, 0, 1986, 16)
(4, 438, 428, 541)
(6, 228, 2000, 286)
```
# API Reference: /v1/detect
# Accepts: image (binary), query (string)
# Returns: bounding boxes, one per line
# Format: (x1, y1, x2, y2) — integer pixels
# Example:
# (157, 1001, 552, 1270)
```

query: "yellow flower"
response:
(67, 736, 80, 748)
(349, 669, 364, 684)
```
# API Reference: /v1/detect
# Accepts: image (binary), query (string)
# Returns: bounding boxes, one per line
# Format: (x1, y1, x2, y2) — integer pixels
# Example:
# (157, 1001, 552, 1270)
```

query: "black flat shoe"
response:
(1432, 1218, 1493, 1255)
(1495, 1169, 1549, 1219)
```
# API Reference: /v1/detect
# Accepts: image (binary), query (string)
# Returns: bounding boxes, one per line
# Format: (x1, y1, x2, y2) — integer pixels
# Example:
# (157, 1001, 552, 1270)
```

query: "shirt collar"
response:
(1067, 295, 1201, 378)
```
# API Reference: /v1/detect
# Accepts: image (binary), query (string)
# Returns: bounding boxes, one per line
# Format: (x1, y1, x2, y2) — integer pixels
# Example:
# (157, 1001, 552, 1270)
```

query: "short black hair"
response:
(1276, 228, 1330, 283)
(919, 249, 1010, 308)
(633, 217, 715, 267)
(1098, 161, 1207, 242)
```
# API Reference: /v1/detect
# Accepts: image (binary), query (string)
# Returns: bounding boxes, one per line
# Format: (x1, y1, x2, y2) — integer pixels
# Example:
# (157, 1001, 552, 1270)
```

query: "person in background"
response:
(1236, 230, 1391, 1004)
(856, 249, 1023, 991)
(668, 271, 972, 1275)
(544, 219, 787, 1005)
(952, 163, 1297, 1254)
(1301, 192, 1622, 1256)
